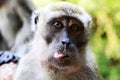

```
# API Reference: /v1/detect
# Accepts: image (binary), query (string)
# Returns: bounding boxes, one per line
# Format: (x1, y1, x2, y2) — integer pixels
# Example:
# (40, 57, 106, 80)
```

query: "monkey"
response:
(14, 2, 102, 80)
(0, 33, 9, 50)
(0, 0, 35, 65)
(10, 0, 35, 57)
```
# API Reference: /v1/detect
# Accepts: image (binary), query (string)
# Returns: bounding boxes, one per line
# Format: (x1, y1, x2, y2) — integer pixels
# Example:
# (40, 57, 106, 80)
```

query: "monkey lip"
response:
(54, 52, 69, 60)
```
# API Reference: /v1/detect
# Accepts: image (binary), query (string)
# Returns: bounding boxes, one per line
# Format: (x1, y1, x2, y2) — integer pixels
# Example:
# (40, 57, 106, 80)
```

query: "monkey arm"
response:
(14, 0, 35, 22)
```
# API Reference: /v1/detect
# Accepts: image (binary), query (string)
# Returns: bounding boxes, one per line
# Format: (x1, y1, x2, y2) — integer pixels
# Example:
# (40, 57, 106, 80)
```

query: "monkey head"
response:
(31, 2, 92, 74)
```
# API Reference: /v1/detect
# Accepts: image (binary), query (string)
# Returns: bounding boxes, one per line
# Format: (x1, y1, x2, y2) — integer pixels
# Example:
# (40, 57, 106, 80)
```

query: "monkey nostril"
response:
(62, 41, 65, 45)
(61, 41, 71, 47)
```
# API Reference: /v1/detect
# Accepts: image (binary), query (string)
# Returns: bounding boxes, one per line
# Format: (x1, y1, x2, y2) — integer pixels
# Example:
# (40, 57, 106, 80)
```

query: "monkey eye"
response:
(70, 24, 79, 31)
(53, 21, 63, 29)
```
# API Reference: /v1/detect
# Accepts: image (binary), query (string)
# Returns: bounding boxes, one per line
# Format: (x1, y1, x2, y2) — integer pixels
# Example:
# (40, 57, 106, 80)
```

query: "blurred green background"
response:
(32, 0, 120, 80)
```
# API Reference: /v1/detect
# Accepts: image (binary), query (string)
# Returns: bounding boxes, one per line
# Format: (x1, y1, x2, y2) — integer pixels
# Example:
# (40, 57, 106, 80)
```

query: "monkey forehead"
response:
(42, 2, 92, 29)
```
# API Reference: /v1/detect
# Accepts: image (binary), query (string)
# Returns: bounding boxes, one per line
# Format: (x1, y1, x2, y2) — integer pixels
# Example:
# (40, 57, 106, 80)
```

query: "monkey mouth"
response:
(53, 46, 74, 59)
(48, 47, 76, 67)
(54, 52, 70, 60)
(51, 50, 74, 67)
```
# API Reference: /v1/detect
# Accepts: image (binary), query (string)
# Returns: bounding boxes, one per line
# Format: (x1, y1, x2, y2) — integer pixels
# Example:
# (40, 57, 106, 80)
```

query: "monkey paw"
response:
(0, 51, 20, 66)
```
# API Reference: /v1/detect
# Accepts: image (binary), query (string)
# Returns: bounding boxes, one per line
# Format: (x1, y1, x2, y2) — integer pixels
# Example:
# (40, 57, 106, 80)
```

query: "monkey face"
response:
(44, 16, 88, 69)
(32, 2, 91, 71)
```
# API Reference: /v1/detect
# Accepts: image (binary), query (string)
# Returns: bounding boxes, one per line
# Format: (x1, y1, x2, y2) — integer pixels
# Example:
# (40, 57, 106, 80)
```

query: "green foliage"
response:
(32, 0, 120, 80)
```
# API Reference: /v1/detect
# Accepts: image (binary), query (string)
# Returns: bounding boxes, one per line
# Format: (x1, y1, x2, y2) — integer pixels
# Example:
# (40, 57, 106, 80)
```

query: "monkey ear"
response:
(31, 8, 41, 32)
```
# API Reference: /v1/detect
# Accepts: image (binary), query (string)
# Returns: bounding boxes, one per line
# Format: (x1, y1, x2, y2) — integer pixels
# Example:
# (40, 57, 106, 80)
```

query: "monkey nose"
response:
(61, 41, 71, 48)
